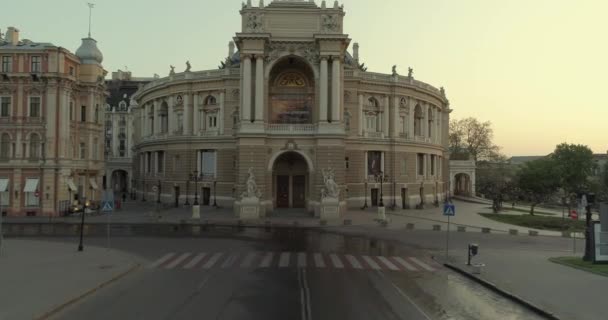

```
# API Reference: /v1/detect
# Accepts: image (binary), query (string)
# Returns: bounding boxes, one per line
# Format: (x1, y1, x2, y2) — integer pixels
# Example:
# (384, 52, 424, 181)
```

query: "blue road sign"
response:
(101, 201, 114, 212)
(443, 203, 455, 216)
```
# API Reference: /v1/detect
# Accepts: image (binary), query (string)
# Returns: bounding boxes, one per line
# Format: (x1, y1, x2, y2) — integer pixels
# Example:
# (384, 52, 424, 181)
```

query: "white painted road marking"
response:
(362, 256, 381, 270)
(183, 253, 206, 269)
(329, 254, 344, 269)
(260, 252, 274, 268)
(165, 253, 192, 269)
(345, 254, 363, 269)
(377, 256, 399, 271)
(410, 257, 435, 272)
(313, 253, 325, 268)
(147, 253, 175, 269)
(392, 257, 417, 271)
(279, 252, 291, 267)
(202, 253, 223, 269)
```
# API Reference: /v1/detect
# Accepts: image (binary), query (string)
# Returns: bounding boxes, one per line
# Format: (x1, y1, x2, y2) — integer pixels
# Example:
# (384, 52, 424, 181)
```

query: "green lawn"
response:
(486, 206, 557, 216)
(478, 213, 585, 232)
(549, 257, 608, 277)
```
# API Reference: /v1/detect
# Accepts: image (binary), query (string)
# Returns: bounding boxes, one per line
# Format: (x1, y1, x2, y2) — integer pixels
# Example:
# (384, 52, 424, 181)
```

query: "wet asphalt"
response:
(50, 229, 544, 320)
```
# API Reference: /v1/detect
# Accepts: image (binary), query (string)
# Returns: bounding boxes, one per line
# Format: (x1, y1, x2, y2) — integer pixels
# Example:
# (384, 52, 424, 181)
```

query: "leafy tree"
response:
(476, 156, 518, 212)
(550, 143, 595, 209)
(449, 117, 501, 162)
(517, 158, 561, 215)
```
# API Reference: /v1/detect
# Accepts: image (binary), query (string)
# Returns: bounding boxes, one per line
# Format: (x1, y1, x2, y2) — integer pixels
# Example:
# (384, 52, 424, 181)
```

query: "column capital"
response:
(241, 54, 253, 60)
(320, 55, 330, 61)
(331, 56, 343, 63)
(255, 54, 266, 61)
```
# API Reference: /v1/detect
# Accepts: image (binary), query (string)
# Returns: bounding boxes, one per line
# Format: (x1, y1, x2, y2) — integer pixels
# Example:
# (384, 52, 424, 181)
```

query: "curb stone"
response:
(444, 263, 560, 320)
(34, 262, 141, 320)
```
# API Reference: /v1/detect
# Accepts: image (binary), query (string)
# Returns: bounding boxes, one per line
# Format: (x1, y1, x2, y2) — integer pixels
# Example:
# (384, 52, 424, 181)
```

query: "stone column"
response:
(255, 56, 264, 123)
(141, 105, 146, 137)
(357, 93, 363, 136)
(112, 115, 119, 156)
(168, 96, 175, 134)
(219, 92, 225, 134)
(392, 97, 399, 138)
(382, 96, 389, 138)
(153, 100, 161, 135)
(408, 98, 415, 139)
(242, 55, 252, 122)
(184, 93, 192, 135)
(319, 57, 328, 122)
(193, 94, 200, 134)
(331, 57, 341, 122)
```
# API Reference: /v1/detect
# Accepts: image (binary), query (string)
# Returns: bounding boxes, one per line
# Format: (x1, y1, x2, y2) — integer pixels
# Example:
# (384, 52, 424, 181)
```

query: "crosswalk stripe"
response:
(202, 253, 223, 269)
(183, 253, 207, 269)
(409, 257, 435, 272)
(362, 255, 381, 270)
(279, 252, 291, 267)
(392, 257, 417, 271)
(260, 252, 274, 268)
(221, 254, 238, 268)
(377, 256, 399, 271)
(313, 253, 326, 268)
(297, 252, 307, 268)
(165, 253, 192, 269)
(148, 253, 176, 269)
(240, 252, 257, 268)
(329, 254, 344, 269)
(345, 254, 363, 269)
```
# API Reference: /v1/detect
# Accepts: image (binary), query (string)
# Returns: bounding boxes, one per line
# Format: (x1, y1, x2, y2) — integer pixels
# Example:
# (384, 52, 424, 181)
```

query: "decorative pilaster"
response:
(319, 57, 328, 122)
(193, 94, 200, 134)
(331, 57, 341, 122)
(357, 93, 363, 136)
(168, 96, 175, 134)
(242, 55, 252, 122)
(391, 97, 399, 138)
(382, 96, 389, 138)
(254, 55, 264, 123)
(219, 92, 225, 134)
(184, 93, 192, 135)
(153, 100, 161, 135)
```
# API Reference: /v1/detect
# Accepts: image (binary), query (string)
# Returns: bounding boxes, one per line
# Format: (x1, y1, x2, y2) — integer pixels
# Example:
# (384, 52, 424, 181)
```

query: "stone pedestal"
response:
(236, 197, 261, 219)
(320, 197, 340, 220)
(377, 206, 386, 221)
(192, 205, 200, 219)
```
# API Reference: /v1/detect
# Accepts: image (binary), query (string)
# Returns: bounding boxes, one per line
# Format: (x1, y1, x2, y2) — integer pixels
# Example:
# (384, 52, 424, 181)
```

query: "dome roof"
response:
(75, 37, 103, 65)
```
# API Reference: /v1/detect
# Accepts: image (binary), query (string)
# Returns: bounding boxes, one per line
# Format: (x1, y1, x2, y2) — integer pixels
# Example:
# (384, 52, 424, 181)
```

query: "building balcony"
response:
(265, 123, 317, 135)
(363, 131, 384, 139)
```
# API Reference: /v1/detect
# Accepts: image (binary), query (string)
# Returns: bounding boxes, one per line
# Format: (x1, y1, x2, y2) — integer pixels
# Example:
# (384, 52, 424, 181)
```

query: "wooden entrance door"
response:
(371, 188, 379, 206)
(202, 187, 211, 205)
(276, 175, 290, 208)
(401, 188, 407, 209)
(292, 175, 306, 208)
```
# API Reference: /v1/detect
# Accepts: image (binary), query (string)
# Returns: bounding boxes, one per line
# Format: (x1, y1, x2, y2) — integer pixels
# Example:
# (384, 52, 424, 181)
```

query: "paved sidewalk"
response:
(0, 240, 141, 320)
(446, 249, 608, 320)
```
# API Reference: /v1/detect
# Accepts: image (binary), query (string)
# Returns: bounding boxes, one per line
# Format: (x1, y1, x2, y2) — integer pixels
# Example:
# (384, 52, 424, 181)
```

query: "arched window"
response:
(160, 101, 168, 133)
(204, 95, 217, 105)
(0, 133, 10, 158)
(414, 104, 423, 136)
(269, 57, 315, 124)
(29, 134, 40, 159)
(118, 101, 127, 111)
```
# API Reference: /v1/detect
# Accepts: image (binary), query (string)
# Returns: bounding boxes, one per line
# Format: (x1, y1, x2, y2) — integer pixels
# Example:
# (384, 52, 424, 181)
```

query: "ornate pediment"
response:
(0, 84, 16, 95)
(265, 42, 319, 65)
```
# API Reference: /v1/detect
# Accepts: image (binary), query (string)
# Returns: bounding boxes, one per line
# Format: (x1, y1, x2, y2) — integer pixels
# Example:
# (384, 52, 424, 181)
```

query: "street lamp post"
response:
(184, 180, 190, 206)
(378, 171, 385, 207)
(156, 179, 161, 204)
(77, 189, 88, 252)
(191, 171, 200, 206)
(213, 179, 219, 208)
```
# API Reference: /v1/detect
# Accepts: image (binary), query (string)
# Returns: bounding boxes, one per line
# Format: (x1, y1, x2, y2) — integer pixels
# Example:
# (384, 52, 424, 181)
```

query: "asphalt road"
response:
(51, 230, 544, 320)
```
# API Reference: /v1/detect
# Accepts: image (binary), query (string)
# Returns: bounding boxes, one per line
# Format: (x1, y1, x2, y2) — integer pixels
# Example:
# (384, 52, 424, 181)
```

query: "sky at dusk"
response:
(4, 0, 606, 156)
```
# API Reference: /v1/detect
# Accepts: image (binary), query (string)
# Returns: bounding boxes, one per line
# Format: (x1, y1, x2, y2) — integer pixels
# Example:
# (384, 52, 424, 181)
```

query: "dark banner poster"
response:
(270, 94, 312, 124)
(368, 151, 382, 176)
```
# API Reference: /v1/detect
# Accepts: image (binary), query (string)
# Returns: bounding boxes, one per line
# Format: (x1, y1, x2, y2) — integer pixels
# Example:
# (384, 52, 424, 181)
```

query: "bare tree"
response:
(449, 118, 501, 162)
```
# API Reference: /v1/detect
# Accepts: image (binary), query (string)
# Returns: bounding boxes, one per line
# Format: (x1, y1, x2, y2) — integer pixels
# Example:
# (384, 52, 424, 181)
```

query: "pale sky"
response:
(5, 0, 607, 156)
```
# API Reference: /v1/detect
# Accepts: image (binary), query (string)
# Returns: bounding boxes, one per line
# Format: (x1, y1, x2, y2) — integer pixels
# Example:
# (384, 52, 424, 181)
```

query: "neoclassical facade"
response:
(132, 0, 450, 215)
(0, 27, 106, 216)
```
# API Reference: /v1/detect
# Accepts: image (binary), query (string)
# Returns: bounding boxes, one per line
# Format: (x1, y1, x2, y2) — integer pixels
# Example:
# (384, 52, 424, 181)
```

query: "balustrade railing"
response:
(265, 123, 317, 134)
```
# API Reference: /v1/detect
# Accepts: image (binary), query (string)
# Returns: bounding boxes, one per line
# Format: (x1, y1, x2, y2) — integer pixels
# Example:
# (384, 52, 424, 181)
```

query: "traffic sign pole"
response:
(446, 214, 450, 262)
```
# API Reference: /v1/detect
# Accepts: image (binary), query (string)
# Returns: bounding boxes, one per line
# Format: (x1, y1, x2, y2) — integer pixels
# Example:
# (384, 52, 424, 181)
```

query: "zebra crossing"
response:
(146, 251, 438, 273)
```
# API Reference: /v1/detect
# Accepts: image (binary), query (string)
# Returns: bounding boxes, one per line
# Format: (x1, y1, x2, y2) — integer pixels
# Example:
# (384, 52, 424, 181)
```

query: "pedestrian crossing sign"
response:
(101, 201, 114, 212)
(443, 203, 455, 216)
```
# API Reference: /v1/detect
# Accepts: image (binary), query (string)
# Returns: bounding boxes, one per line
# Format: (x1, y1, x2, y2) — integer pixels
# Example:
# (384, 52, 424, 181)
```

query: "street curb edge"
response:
(34, 262, 141, 320)
(444, 263, 561, 320)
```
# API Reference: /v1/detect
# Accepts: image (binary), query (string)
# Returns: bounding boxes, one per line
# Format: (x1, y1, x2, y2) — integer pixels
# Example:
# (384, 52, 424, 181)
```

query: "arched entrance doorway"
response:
(454, 173, 473, 196)
(111, 170, 128, 194)
(272, 152, 310, 209)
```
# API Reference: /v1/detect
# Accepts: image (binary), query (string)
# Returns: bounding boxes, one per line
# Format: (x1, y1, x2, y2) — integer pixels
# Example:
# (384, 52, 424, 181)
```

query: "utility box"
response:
(594, 203, 608, 263)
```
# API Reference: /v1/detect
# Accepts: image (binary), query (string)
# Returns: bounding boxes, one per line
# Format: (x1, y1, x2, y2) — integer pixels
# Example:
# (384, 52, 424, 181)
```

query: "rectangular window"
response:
(1, 97, 10, 117)
(431, 155, 436, 175)
(79, 142, 86, 159)
(119, 140, 126, 157)
(345, 157, 349, 169)
(207, 114, 218, 129)
(30, 56, 41, 73)
(94, 105, 99, 123)
(417, 153, 424, 176)
(399, 116, 406, 135)
(366, 115, 377, 132)
(81, 106, 86, 122)
(0, 186, 9, 206)
(1, 56, 12, 72)
(200, 150, 217, 178)
(24, 178, 40, 207)
(157, 151, 165, 173)
(367, 151, 382, 177)
(146, 152, 151, 173)
(29, 97, 41, 117)
(69, 66, 74, 76)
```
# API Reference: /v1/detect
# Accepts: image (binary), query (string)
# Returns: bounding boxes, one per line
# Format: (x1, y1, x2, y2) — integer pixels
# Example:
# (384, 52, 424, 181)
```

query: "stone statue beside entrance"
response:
(242, 167, 261, 199)
(321, 168, 339, 199)
(319, 168, 341, 220)
(235, 167, 263, 219)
